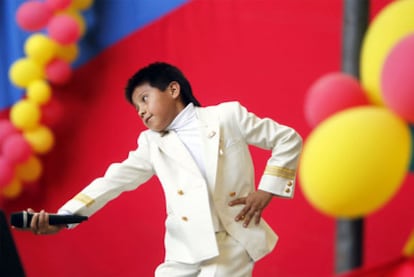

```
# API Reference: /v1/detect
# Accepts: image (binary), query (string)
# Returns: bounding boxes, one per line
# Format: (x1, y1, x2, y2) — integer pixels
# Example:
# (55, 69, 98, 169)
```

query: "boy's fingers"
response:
(228, 197, 246, 206)
(38, 210, 48, 229)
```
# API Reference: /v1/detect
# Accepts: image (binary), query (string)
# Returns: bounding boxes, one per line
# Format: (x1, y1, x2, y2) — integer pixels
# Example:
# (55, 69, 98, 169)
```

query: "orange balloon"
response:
(16, 155, 43, 182)
(2, 178, 23, 199)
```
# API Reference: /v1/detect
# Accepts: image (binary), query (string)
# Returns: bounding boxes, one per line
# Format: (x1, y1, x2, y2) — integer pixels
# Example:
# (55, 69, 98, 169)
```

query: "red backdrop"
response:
(5, 0, 414, 276)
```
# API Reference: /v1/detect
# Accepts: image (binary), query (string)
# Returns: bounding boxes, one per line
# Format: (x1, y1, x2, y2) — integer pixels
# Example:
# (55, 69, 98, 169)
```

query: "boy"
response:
(26, 62, 302, 276)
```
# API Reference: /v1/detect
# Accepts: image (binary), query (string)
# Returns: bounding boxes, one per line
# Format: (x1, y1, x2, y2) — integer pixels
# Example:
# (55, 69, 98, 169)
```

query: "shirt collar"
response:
(167, 103, 196, 131)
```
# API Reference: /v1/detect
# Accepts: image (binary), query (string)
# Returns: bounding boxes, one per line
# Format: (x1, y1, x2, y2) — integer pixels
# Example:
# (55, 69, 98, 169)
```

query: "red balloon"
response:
(0, 119, 18, 145)
(2, 134, 32, 165)
(0, 157, 14, 188)
(305, 72, 369, 127)
(45, 0, 72, 11)
(16, 1, 53, 32)
(47, 15, 81, 45)
(382, 34, 414, 124)
(41, 98, 64, 127)
(45, 58, 72, 85)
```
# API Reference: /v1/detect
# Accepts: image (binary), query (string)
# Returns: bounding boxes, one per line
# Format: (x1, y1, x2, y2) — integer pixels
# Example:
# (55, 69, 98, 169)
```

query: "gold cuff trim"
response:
(264, 165, 295, 179)
(73, 193, 95, 207)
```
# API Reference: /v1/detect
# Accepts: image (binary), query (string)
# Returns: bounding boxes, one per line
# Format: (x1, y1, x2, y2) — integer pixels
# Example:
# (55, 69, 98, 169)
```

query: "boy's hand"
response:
(228, 190, 273, 228)
(18, 209, 65, 235)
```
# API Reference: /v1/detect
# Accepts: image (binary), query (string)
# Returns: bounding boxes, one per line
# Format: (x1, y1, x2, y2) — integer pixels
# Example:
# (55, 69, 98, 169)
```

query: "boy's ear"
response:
(169, 81, 180, 99)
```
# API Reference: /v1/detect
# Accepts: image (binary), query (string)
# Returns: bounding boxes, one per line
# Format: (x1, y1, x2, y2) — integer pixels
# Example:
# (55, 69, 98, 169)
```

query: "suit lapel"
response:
(156, 131, 202, 176)
(196, 107, 220, 188)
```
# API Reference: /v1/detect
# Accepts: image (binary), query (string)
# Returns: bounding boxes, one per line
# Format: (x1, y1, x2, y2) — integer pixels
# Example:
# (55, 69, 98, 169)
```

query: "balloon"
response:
(389, 259, 414, 277)
(305, 72, 369, 127)
(27, 79, 52, 105)
(47, 15, 81, 45)
(15, 1, 53, 31)
(381, 34, 414, 124)
(23, 125, 55, 154)
(403, 230, 414, 257)
(8, 58, 44, 88)
(2, 178, 23, 199)
(60, 9, 86, 36)
(70, 0, 94, 10)
(0, 119, 18, 145)
(55, 43, 79, 62)
(45, 0, 72, 11)
(300, 106, 411, 218)
(2, 133, 33, 164)
(16, 155, 43, 182)
(46, 58, 72, 85)
(24, 33, 58, 65)
(41, 98, 64, 127)
(360, 0, 414, 105)
(10, 100, 41, 131)
(0, 158, 14, 189)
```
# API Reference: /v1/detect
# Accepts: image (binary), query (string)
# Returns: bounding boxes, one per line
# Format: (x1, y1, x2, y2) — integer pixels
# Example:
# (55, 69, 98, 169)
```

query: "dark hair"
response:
(125, 62, 201, 107)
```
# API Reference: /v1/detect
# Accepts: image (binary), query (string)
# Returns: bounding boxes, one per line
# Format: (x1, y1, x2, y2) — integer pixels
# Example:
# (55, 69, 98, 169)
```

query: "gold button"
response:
(229, 192, 236, 197)
(287, 181, 293, 187)
(177, 190, 184, 195)
(181, 216, 188, 222)
(285, 188, 291, 193)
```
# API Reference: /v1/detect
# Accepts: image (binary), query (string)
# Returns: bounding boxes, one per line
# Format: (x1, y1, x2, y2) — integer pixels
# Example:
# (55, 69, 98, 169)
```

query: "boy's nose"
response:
(139, 107, 146, 118)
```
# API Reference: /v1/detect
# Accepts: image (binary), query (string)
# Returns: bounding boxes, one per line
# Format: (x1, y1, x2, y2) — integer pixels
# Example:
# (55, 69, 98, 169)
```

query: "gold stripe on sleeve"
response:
(264, 165, 296, 179)
(73, 193, 95, 207)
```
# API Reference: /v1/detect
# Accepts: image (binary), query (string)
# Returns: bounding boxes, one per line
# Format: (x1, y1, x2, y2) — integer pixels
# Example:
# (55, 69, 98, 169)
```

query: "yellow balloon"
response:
(10, 100, 41, 130)
(2, 178, 23, 199)
(69, 0, 94, 10)
(9, 58, 44, 88)
(16, 155, 43, 182)
(360, 0, 414, 105)
(24, 33, 58, 65)
(27, 79, 52, 105)
(23, 125, 55, 154)
(56, 43, 79, 63)
(300, 106, 411, 218)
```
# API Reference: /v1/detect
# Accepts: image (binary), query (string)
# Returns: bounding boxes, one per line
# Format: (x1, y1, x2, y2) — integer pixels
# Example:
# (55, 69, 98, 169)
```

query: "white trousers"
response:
(155, 232, 254, 277)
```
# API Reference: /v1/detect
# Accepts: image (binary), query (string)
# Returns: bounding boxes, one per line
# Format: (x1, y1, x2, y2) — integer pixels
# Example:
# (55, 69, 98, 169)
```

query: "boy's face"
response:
(131, 82, 183, 132)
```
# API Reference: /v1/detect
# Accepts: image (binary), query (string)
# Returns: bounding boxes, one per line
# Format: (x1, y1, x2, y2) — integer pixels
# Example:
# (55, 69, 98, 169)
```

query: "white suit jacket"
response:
(59, 101, 303, 263)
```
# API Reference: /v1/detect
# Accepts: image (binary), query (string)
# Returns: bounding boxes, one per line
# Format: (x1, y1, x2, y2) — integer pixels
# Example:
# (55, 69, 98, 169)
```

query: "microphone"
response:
(10, 211, 88, 228)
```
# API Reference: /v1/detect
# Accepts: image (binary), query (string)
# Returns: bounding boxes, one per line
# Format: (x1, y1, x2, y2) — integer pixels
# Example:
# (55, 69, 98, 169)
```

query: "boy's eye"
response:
(142, 95, 148, 102)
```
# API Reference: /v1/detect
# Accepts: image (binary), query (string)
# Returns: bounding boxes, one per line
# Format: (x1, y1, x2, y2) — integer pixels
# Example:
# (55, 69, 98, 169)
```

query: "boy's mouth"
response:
(144, 115, 152, 124)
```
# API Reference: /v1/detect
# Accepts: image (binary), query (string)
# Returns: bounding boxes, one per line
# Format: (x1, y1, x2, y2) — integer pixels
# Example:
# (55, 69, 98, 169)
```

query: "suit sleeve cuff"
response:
(258, 174, 295, 198)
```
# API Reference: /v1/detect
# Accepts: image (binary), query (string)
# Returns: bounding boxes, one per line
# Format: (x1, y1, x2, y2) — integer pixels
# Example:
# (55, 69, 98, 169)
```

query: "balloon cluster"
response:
(301, 0, 414, 219)
(0, 0, 94, 201)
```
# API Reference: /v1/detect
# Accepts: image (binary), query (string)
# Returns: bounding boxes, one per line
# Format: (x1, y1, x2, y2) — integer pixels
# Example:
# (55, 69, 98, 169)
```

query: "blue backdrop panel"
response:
(0, 0, 188, 110)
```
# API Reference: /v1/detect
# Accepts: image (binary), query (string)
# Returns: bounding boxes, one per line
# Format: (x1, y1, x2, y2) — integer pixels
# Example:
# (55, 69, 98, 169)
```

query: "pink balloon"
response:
(2, 134, 32, 165)
(16, 1, 53, 32)
(45, 0, 72, 11)
(382, 34, 414, 124)
(0, 119, 18, 145)
(46, 59, 72, 85)
(47, 15, 81, 45)
(389, 258, 414, 277)
(0, 157, 14, 188)
(304, 72, 369, 127)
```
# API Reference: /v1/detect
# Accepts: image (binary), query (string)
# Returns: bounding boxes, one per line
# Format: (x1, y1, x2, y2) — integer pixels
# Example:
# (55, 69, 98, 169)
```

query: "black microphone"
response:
(10, 211, 88, 228)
